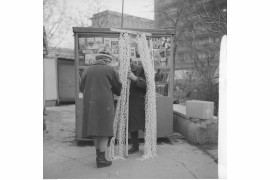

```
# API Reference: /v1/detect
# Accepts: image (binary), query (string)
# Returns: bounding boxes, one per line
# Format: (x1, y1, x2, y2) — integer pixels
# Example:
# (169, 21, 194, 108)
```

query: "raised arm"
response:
(111, 70, 122, 96)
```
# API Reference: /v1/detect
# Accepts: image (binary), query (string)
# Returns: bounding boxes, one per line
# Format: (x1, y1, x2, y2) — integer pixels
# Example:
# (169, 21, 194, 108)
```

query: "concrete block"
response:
(173, 105, 218, 145)
(186, 100, 214, 119)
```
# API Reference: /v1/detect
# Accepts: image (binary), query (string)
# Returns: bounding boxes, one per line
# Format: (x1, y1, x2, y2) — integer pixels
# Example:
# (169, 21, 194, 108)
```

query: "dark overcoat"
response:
(128, 63, 147, 132)
(81, 60, 122, 137)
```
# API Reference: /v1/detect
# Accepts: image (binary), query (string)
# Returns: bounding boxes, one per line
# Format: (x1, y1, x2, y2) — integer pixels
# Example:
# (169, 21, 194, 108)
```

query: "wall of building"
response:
(57, 58, 75, 102)
(44, 57, 58, 106)
(154, 0, 226, 71)
(91, 10, 154, 29)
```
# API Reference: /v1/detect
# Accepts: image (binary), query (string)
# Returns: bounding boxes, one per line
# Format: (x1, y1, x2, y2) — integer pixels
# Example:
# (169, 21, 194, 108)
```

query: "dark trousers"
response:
(130, 131, 139, 147)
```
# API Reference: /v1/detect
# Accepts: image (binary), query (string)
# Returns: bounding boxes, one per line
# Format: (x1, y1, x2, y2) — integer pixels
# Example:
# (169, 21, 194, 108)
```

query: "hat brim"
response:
(109, 62, 119, 67)
(95, 53, 113, 60)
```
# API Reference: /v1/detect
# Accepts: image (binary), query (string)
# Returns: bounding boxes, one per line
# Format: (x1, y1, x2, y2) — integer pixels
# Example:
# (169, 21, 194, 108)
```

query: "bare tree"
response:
(43, 0, 71, 49)
(88, 0, 108, 27)
(156, 0, 226, 73)
(68, 9, 90, 27)
(156, 0, 193, 93)
(68, 0, 108, 27)
(156, 0, 226, 114)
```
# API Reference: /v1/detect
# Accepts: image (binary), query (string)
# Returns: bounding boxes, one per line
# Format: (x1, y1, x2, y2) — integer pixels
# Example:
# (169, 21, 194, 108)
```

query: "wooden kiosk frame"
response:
(73, 27, 175, 142)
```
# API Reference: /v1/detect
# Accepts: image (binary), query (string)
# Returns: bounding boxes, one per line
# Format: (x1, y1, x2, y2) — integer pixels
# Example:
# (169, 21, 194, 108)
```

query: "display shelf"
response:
(155, 66, 170, 69)
(78, 66, 89, 68)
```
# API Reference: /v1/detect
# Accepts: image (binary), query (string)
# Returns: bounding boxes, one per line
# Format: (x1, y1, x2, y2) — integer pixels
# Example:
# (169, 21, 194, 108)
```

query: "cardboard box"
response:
(186, 100, 214, 119)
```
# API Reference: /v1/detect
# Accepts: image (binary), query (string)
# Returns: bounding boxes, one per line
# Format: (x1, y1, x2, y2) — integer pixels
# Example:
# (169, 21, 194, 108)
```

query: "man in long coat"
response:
(127, 62, 147, 154)
(81, 51, 121, 168)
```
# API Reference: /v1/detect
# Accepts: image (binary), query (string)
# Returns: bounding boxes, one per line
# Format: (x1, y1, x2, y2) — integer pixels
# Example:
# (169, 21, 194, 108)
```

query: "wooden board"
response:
(76, 96, 173, 140)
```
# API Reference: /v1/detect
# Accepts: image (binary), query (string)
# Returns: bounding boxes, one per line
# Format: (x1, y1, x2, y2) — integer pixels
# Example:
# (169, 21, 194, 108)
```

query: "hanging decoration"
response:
(109, 33, 131, 160)
(109, 32, 157, 161)
(149, 37, 155, 67)
(136, 34, 157, 160)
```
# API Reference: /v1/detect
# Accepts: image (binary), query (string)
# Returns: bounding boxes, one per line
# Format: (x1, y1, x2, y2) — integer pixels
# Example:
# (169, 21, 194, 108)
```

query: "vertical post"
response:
(169, 35, 175, 97)
(125, 80, 130, 157)
(43, 57, 46, 110)
(121, 0, 124, 28)
(74, 33, 80, 139)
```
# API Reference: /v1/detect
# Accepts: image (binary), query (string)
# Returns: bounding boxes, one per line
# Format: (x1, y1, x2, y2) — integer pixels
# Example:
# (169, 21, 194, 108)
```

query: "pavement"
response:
(43, 105, 218, 179)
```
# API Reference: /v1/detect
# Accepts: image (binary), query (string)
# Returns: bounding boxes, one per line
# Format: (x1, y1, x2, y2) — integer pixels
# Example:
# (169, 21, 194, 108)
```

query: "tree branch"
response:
(158, 11, 176, 27)
(213, 0, 226, 20)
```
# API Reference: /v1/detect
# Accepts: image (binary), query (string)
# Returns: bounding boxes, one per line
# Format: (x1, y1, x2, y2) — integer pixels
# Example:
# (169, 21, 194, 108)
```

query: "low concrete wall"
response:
(45, 100, 57, 107)
(44, 57, 58, 105)
(173, 104, 218, 145)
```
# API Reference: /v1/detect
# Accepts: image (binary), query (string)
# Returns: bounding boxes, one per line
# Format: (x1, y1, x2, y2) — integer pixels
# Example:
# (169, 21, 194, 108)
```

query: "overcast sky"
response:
(67, 0, 154, 19)
(59, 0, 154, 48)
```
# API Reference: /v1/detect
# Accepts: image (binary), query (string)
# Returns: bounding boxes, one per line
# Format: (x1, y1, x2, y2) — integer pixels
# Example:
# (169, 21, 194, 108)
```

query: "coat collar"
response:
(92, 60, 107, 65)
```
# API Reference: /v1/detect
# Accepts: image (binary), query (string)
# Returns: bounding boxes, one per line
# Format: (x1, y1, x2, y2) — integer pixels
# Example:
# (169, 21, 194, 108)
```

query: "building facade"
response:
(154, 0, 227, 71)
(44, 48, 75, 107)
(90, 10, 154, 29)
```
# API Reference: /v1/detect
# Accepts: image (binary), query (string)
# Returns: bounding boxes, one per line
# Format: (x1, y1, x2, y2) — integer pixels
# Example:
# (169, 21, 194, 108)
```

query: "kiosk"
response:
(73, 27, 175, 141)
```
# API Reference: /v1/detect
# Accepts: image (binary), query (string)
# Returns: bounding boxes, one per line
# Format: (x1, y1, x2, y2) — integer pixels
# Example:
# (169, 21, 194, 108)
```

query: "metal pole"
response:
(125, 80, 130, 157)
(121, 0, 124, 28)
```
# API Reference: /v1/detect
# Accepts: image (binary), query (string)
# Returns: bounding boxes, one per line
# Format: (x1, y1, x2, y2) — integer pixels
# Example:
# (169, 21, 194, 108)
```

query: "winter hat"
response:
(95, 48, 113, 62)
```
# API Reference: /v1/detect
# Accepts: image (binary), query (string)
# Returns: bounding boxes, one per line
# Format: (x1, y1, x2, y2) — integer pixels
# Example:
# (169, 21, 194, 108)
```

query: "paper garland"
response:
(109, 33, 157, 160)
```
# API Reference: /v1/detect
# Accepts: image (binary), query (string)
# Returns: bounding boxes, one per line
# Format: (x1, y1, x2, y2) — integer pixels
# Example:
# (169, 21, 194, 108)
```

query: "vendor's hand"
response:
(128, 71, 137, 81)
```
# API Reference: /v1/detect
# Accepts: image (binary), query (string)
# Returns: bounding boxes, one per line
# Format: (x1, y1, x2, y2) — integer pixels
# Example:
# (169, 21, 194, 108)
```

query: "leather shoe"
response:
(128, 146, 139, 154)
(96, 151, 112, 168)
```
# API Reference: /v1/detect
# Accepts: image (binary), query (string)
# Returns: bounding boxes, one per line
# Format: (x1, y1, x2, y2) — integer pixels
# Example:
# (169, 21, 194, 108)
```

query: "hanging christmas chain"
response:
(136, 34, 157, 160)
(109, 33, 131, 160)
(109, 32, 157, 161)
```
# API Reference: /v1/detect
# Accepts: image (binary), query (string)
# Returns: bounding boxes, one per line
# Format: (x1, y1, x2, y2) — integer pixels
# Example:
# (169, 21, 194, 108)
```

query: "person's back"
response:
(80, 51, 121, 168)
(82, 63, 120, 100)
(81, 60, 121, 138)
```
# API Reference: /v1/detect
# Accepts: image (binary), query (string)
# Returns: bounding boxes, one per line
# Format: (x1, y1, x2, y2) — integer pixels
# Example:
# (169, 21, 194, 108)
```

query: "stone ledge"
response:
(173, 104, 218, 145)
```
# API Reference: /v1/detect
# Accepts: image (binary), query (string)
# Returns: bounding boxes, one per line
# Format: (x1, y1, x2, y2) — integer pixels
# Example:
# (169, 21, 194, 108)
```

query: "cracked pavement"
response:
(43, 105, 218, 179)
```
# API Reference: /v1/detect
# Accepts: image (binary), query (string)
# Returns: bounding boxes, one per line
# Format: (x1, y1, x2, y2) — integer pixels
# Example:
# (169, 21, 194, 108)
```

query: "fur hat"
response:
(95, 48, 113, 62)
(95, 48, 119, 67)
